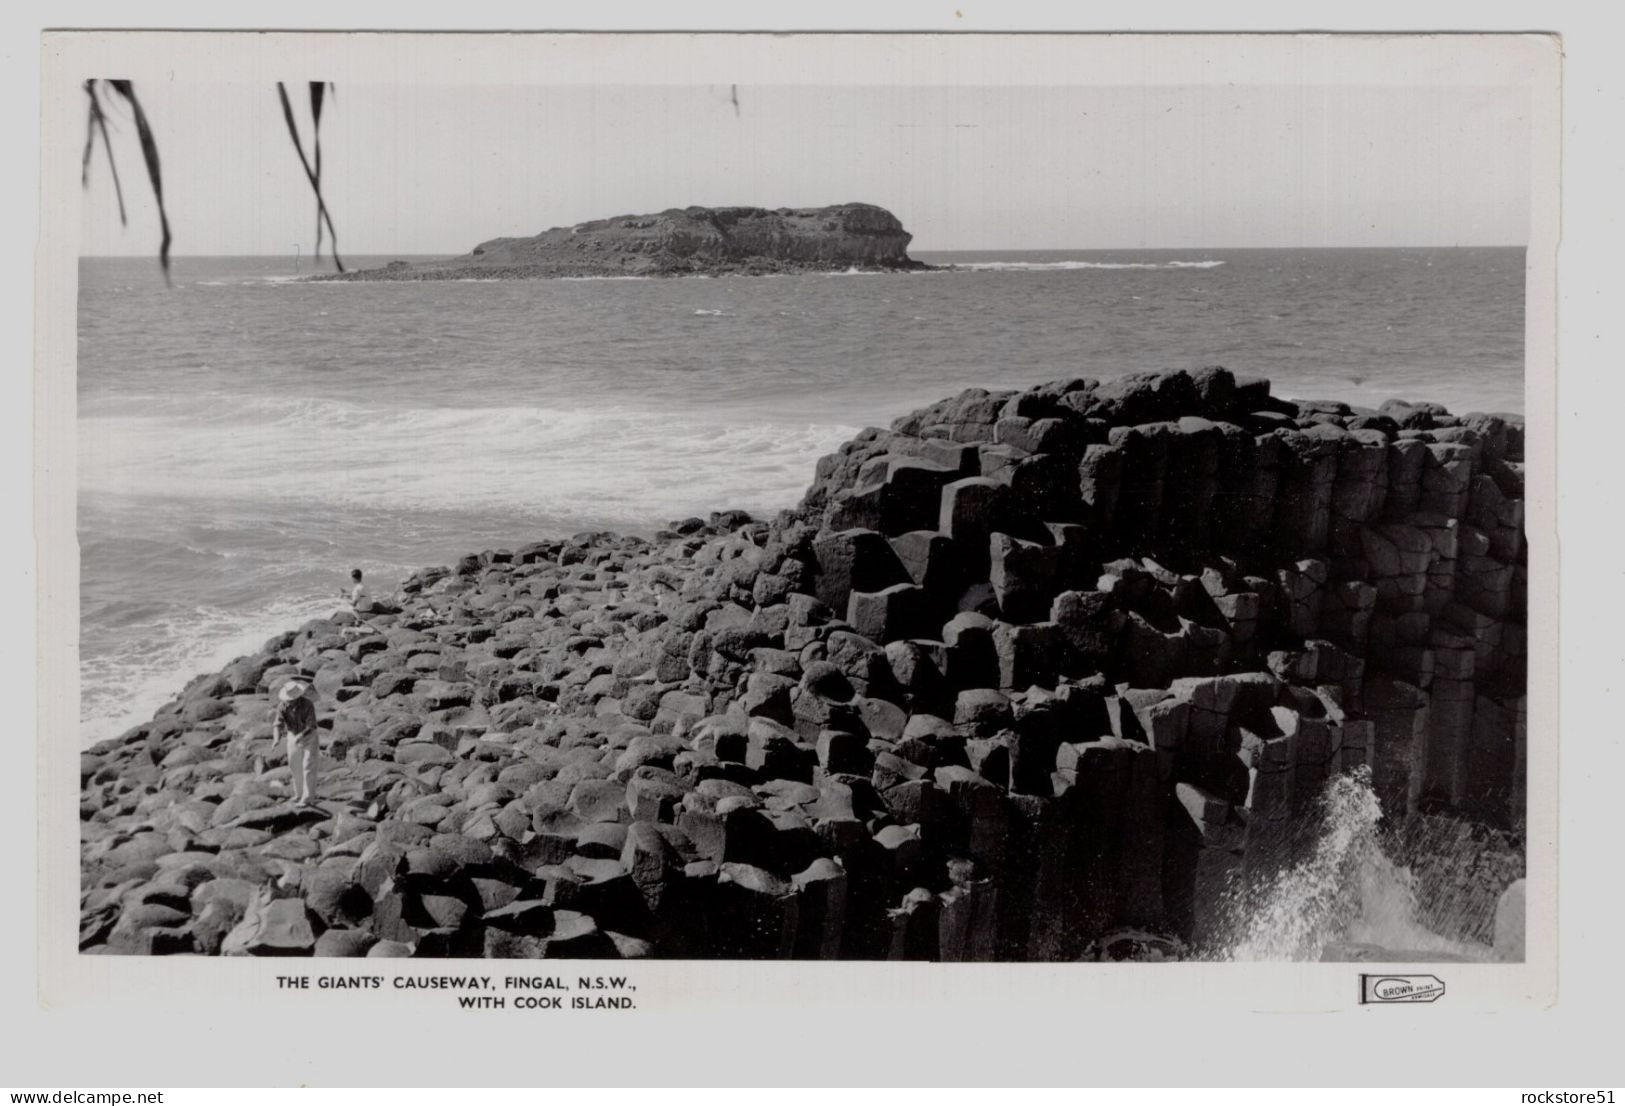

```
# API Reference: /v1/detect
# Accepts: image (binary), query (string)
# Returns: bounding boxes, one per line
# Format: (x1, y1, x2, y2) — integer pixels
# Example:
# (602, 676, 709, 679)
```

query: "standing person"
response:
(271, 680, 322, 808)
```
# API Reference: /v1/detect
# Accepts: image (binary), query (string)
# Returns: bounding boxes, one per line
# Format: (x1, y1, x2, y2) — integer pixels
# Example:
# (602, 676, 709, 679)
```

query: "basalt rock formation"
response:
(317, 203, 925, 281)
(79, 369, 1527, 960)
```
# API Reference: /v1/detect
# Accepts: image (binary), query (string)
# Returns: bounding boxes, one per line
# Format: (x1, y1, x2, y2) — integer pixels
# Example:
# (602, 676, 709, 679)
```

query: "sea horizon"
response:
(79, 243, 1530, 262)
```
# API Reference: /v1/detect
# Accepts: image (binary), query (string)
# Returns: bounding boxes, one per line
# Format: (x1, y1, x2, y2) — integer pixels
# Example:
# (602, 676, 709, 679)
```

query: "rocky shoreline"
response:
(80, 368, 1528, 960)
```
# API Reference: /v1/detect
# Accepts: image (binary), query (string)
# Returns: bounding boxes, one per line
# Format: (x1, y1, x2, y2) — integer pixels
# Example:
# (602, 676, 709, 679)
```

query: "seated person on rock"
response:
(343, 567, 400, 620)
(344, 568, 370, 611)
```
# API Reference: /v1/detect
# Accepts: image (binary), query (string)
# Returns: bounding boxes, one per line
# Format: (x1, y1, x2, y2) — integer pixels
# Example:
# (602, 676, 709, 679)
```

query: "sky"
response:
(77, 81, 1533, 256)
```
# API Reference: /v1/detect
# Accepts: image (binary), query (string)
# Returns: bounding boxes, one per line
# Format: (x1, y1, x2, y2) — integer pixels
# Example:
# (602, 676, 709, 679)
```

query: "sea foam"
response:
(79, 395, 857, 527)
(951, 259, 1226, 272)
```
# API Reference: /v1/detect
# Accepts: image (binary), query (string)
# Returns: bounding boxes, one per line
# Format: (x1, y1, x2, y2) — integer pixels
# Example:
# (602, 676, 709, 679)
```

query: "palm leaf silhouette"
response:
(278, 81, 344, 272)
(82, 80, 346, 279)
(105, 81, 171, 281)
(310, 82, 330, 261)
(80, 79, 171, 281)
(80, 81, 126, 226)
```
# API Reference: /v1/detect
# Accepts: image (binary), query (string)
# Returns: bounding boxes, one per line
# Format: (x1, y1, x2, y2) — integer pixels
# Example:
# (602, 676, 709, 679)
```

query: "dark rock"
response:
(314, 929, 377, 957)
(222, 896, 319, 957)
(811, 529, 910, 616)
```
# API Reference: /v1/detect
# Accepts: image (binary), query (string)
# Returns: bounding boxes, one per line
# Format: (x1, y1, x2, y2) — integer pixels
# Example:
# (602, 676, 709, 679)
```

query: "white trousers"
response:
(286, 730, 320, 801)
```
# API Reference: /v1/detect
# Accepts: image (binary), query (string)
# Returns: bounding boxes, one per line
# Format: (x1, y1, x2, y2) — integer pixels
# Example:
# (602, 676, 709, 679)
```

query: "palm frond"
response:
(278, 81, 344, 272)
(81, 79, 349, 280)
(81, 81, 127, 226)
(310, 82, 325, 260)
(105, 80, 171, 281)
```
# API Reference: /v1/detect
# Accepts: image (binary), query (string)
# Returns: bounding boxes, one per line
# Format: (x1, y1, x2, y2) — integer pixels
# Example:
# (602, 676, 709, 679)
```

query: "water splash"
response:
(1213, 768, 1508, 962)
(1219, 768, 1387, 960)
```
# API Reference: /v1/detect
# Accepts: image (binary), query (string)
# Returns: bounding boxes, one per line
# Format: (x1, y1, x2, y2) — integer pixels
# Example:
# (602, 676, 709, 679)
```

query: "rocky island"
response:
(79, 369, 1528, 961)
(313, 203, 928, 281)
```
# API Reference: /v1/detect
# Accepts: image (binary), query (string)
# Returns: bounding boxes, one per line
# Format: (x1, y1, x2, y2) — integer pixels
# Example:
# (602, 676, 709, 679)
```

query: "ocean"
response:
(76, 247, 1525, 745)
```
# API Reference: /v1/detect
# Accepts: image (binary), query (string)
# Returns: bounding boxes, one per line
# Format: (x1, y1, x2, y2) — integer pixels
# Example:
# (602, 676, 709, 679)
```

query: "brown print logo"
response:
(1359, 974, 1446, 1003)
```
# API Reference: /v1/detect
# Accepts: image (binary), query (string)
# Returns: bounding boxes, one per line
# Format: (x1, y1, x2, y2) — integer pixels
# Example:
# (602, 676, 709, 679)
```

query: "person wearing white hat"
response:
(271, 679, 322, 808)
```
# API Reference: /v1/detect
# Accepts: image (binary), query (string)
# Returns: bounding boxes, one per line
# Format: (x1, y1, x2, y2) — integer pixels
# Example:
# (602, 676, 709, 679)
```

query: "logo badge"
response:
(1359, 974, 1446, 1004)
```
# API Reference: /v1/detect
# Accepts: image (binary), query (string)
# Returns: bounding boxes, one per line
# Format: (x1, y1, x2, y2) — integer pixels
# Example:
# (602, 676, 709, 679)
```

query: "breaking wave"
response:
(1211, 768, 1506, 962)
(79, 591, 341, 745)
(79, 393, 856, 526)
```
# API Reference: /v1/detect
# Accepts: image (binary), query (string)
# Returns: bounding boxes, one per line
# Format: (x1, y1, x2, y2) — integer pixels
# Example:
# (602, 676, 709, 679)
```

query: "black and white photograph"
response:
(53, 32, 1555, 975)
(25, 8, 1625, 1090)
